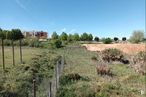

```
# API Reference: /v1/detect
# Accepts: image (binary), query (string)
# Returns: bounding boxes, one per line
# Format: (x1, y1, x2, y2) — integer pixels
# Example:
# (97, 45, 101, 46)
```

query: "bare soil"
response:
(83, 43, 145, 54)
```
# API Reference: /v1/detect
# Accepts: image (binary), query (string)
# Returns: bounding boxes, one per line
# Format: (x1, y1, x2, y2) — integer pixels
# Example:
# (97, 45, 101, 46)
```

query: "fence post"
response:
(49, 81, 52, 97)
(33, 73, 36, 97)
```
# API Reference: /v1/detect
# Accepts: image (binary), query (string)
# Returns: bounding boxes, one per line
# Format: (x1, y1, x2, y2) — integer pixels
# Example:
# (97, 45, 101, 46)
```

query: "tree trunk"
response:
(12, 40, 15, 66)
(19, 39, 22, 64)
(1, 39, 5, 70)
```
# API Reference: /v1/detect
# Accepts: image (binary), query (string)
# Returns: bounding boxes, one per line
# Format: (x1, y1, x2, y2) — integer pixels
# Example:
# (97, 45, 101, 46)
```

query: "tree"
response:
(88, 34, 93, 41)
(72, 33, 80, 41)
(51, 32, 58, 40)
(130, 31, 144, 43)
(80, 32, 89, 41)
(102, 38, 112, 44)
(7, 29, 23, 66)
(67, 34, 73, 42)
(94, 37, 99, 42)
(0, 28, 6, 70)
(60, 32, 68, 41)
(122, 37, 126, 41)
(114, 37, 119, 42)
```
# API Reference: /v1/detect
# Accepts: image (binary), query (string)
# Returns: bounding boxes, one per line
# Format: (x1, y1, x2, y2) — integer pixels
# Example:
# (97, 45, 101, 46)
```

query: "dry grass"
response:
(0, 46, 45, 69)
(83, 43, 145, 54)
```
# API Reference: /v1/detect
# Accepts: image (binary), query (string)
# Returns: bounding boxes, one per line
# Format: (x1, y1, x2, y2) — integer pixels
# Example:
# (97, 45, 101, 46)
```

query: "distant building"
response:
(23, 31, 48, 41)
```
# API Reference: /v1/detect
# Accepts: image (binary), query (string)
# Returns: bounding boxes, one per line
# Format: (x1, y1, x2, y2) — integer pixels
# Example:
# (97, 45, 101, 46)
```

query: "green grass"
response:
(0, 46, 46, 69)
(55, 46, 145, 97)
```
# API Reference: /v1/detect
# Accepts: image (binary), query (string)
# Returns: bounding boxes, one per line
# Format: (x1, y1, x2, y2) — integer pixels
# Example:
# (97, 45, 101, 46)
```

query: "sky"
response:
(0, 0, 145, 38)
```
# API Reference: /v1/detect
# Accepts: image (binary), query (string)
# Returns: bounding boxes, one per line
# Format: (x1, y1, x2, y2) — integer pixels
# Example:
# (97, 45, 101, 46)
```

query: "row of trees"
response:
(51, 31, 145, 43)
(0, 28, 24, 71)
(51, 32, 93, 41)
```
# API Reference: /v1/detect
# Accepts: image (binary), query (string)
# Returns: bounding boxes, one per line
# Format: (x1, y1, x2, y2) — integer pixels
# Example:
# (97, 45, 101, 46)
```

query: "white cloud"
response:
(15, 0, 27, 11)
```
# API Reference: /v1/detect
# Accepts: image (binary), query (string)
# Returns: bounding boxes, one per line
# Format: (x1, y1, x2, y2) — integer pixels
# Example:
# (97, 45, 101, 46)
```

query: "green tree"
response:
(88, 34, 93, 41)
(80, 32, 89, 41)
(7, 29, 23, 66)
(130, 31, 144, 43)
(122, 37, 126, 41)
(0, 28, 6, 70)
(102, 38, 112, 44)
(72, 33, 80, 41)
(94, 37, 99, 42)
(51, 31, 58, 40)
(67, 34, 73, 42)
(114, 37, 119, 42)
(60, 32, 68, 41)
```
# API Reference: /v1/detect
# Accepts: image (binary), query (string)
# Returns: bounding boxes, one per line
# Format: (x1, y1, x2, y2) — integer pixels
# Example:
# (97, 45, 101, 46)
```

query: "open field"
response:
(55, 46, 145, 97)
(0, 47, 46, 69)
(83, 43, 145, 54)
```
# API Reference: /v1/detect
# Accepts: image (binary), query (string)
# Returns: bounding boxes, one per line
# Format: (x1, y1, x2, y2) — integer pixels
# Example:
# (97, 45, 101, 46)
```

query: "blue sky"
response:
(0, 0, 145, 38)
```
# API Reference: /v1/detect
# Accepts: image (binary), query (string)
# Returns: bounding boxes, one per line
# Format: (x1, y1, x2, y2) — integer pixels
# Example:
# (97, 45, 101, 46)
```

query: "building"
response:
(23, 31, 48, 41)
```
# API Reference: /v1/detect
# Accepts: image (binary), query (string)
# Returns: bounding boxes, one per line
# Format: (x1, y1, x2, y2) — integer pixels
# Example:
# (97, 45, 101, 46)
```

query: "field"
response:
(0, 46, 45, 69)
(0, 45, 145, 97)
(55, 46, 145, 97)
(83, 43, 145, 54)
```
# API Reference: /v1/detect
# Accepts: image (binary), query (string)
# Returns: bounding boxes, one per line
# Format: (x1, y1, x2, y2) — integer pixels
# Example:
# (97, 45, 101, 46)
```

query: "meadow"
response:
(0, 44, 145, 97)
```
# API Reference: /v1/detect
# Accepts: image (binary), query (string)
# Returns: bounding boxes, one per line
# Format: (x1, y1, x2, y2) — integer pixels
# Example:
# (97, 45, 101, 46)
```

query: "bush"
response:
(102, 38, 112, 44)
(129, 31, 144, 43)
(59, 73, 82, 85)
(91, 56, 97, 61)
(130, 51, 146, 74)
(51, 39, 62, 48)
(101, 48, 126, 63)
(96, 65, 113, 76)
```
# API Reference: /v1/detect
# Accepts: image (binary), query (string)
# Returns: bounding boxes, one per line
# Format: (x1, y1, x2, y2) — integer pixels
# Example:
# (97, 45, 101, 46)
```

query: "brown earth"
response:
(83, 43, 146, 54)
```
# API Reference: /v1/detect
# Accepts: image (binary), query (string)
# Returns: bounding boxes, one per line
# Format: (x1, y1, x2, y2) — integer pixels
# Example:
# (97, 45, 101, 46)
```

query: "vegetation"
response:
(0, 48, 59, 97)
(122, 37, 126, 41)
(94, 37, 99, 42)
(51, 31, 59, 40)
(102, 38, 113, 44)
(113, 37, 118, 42)
(55, 46, 145, 97)
(129, 31, 144, 43)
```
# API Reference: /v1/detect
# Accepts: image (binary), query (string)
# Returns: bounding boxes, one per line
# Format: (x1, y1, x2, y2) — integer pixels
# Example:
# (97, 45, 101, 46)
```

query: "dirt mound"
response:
(83, 43, 145, 54)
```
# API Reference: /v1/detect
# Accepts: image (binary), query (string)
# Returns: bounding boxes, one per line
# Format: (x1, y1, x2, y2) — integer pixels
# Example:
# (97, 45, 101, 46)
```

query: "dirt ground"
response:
(83, 43, 145, 54)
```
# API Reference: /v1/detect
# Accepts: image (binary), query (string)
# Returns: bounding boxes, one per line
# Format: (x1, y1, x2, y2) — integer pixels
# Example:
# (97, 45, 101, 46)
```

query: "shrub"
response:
(52, 39, 62, 48)
(102, 38, 112, 44)
(101, 48, 124, 62)
(91, 56, 97, 61)
(130, 51, 146, 75)
(129, 31, 144, 43)
(59, 73, 82, 85)
(96, 65, 113, 76)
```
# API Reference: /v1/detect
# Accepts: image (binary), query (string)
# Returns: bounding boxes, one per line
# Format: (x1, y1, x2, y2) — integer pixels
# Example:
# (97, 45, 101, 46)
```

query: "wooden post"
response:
(19, 39, 22, 64)
(12, 40, 15, 66)
(49, 81, 52, 97)
(1, 39, 5, 70)
(33, 74, 36, 97)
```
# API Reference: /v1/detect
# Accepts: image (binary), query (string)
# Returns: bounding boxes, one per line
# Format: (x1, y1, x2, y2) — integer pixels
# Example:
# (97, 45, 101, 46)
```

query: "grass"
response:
(55, 46, 145, 97)
(0, 45, 145, 97)
(0, 46, 46, 69)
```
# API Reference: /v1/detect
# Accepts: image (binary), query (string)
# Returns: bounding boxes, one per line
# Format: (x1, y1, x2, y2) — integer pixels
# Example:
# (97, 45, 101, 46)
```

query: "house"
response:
(23, 31, 48, 41)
